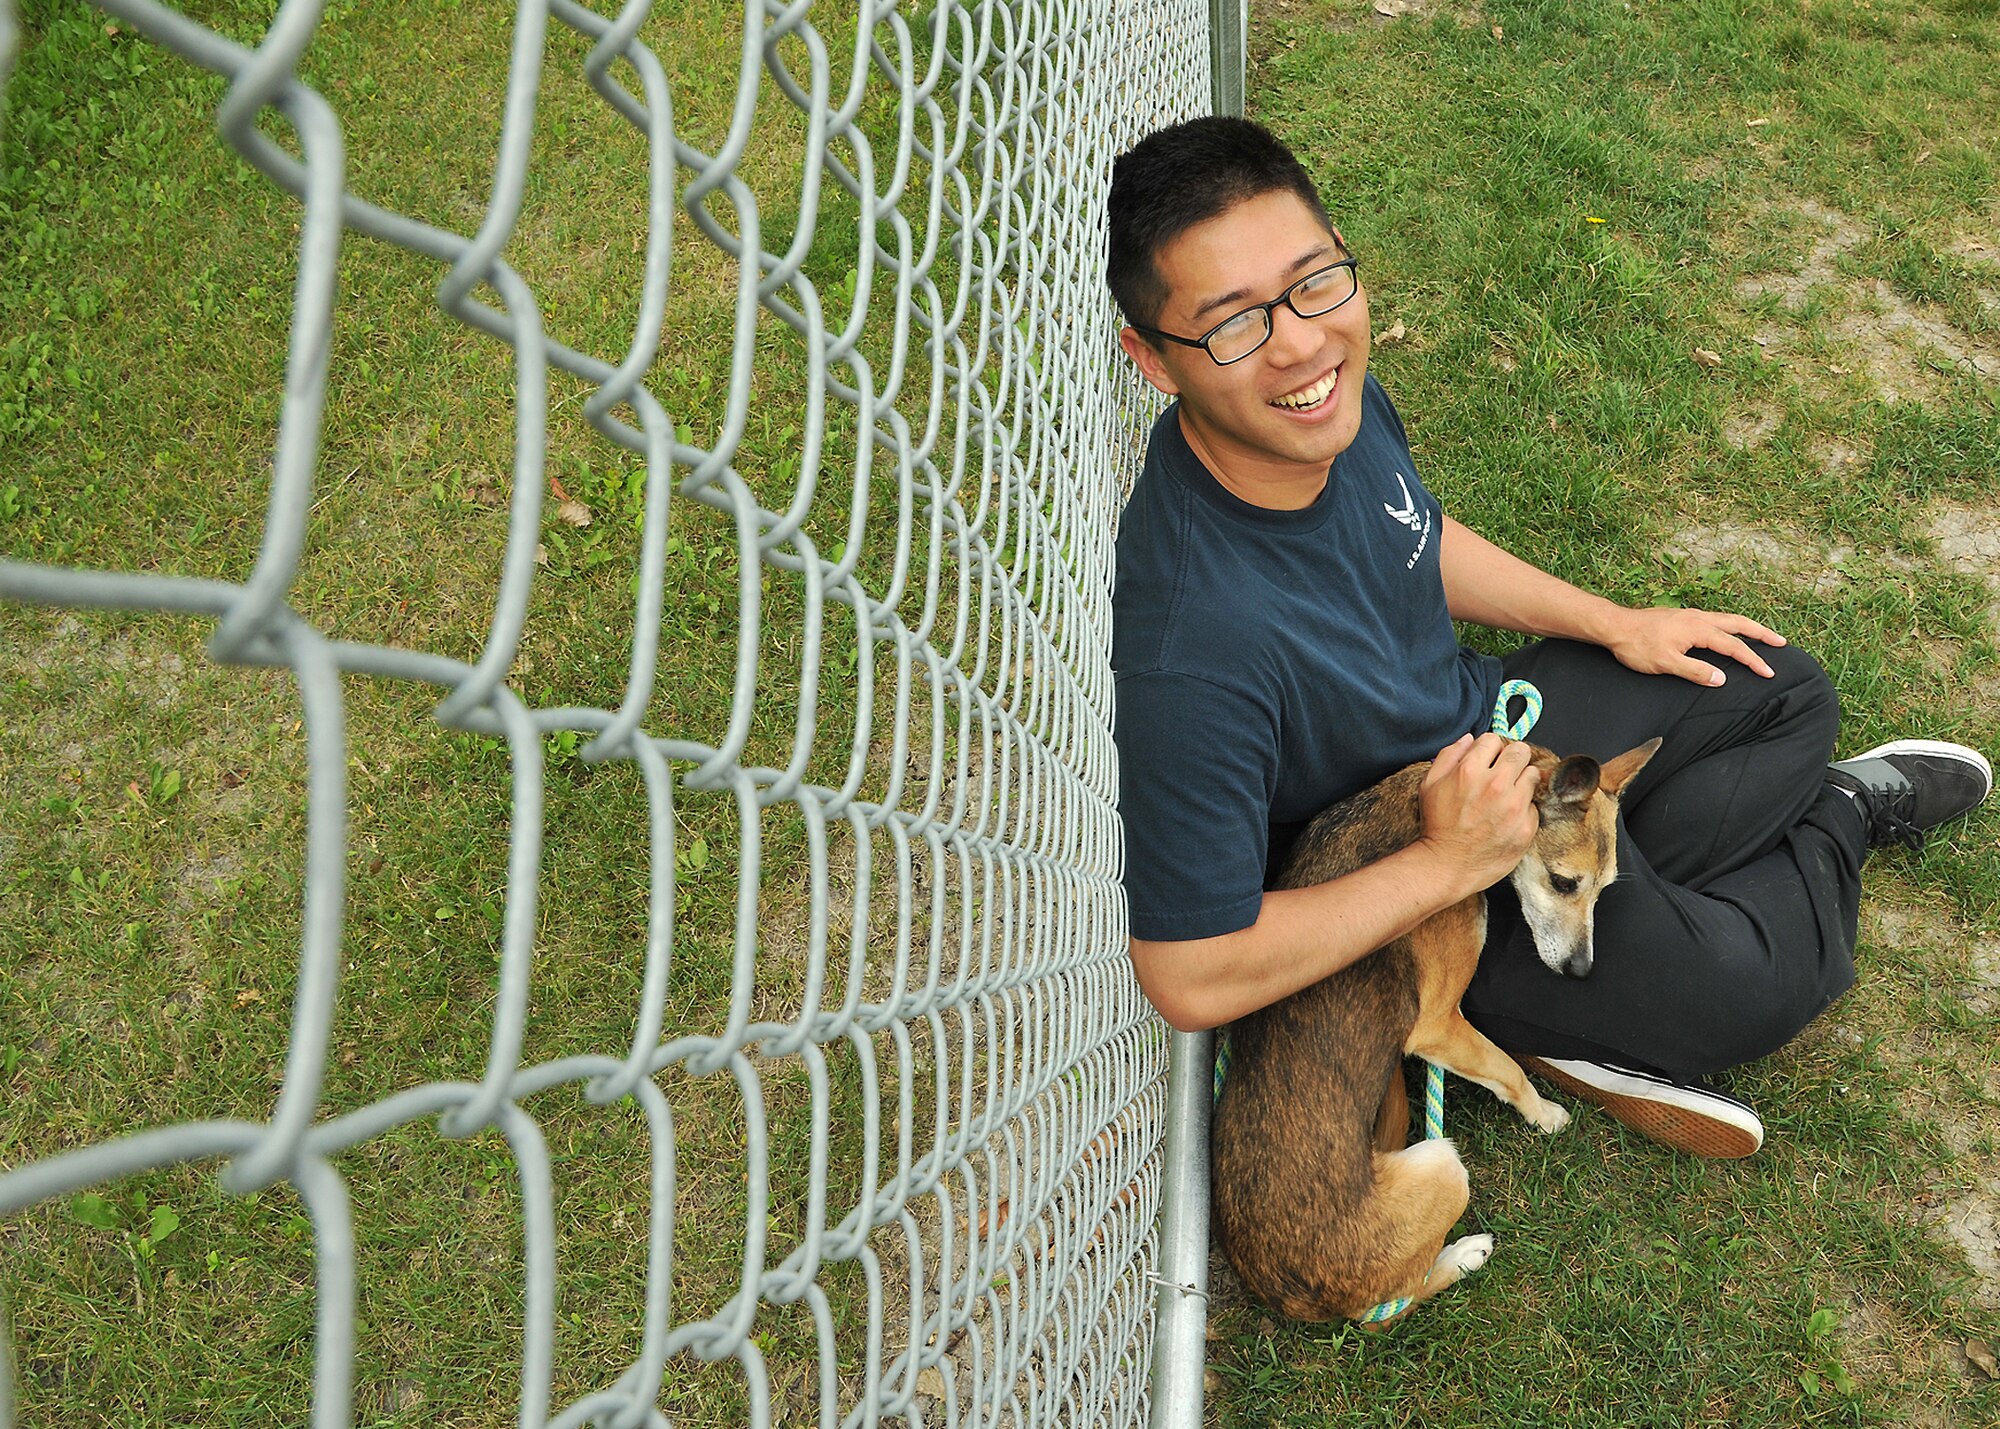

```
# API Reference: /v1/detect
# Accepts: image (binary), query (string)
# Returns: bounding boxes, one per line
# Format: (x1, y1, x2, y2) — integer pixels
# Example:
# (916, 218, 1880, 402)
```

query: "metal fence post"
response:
(1147, 1029, 1215, 1428)
(1209, 0, 1246, 118)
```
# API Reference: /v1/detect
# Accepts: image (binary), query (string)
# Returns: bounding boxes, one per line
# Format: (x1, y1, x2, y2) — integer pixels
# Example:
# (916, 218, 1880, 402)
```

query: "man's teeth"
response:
(1270, 371, 1337, 410)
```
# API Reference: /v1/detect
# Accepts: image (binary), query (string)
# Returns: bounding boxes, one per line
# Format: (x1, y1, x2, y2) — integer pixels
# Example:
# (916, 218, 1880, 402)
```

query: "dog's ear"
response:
(1540, 754, 1602, 819)
(1597, 737, 1663, 798)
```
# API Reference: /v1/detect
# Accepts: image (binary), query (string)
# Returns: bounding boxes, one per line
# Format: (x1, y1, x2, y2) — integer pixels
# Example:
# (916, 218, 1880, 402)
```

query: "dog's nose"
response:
(1563, 947, 1594, 979)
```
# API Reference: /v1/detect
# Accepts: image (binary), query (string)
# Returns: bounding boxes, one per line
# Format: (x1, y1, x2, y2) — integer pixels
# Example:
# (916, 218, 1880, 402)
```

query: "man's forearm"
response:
(1438, 514, 1625, 642)
(1129, 839, 1484, 1032)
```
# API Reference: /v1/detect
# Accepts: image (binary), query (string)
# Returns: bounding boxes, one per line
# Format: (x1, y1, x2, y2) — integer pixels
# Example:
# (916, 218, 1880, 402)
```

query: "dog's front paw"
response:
(1526, 1098, 1571, 1134)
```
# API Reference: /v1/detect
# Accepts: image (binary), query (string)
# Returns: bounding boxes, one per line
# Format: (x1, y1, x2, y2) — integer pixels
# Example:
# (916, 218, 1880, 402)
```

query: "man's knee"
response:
(1664, 962, 1853, 1079)
(1764, 643, 1841, 745)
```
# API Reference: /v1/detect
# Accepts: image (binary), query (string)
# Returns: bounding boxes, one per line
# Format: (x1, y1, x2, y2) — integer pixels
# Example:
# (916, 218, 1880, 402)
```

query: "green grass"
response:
(3, 0, 1999, 1426)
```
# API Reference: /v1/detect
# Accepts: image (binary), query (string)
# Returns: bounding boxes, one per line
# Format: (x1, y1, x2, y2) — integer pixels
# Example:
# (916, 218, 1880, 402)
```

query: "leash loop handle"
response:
(1491, 678, 1544, 742)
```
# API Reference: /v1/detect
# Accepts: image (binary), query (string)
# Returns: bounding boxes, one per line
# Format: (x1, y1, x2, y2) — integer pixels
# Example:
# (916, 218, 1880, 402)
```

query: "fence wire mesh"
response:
(0, 0, 1210, 1423)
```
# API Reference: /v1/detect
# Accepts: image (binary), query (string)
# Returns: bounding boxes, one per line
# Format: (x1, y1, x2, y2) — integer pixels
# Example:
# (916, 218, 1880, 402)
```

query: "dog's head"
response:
(1510, 738, 1662, 979)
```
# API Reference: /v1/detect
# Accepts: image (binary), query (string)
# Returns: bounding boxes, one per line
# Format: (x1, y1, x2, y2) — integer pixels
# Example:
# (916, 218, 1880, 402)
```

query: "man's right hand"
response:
(1416, 732, 1541, 895)
(1129, 732, 1545, 1033)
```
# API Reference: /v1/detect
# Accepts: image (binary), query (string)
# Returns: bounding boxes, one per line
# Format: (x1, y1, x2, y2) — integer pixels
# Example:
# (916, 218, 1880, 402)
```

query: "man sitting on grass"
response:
(1106, 115, 1990, 1157)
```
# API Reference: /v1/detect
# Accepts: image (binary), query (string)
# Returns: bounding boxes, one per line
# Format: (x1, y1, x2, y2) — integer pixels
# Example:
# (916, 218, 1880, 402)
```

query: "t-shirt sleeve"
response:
(1114, 669, 1277, 942)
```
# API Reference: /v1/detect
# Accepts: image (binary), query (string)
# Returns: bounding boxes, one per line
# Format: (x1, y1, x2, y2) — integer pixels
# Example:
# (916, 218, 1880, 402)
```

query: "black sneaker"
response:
(1825, 739, 1993, 852)
(1519, 1056, 1764, 1158)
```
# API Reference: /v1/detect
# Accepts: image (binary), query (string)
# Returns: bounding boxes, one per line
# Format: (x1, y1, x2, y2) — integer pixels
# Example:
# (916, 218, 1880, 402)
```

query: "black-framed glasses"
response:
(1134, 258, 1361, 366)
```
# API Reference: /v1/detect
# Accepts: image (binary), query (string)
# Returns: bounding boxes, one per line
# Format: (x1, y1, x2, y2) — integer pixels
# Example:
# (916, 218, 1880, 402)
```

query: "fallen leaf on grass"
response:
(548, 473, 574, 502)
(977, 1199, 1010, 1236)
(555, 499, 594, 528)
(465, 472, 505, 507)
(1969, 1339, 1998, 1379)
(535, 543, 551, 567)
(1373, 0, 1415, 15)
(1692, 347, 1724, 368)
(915, 1366, 949, 1399)
(1491, 23, 1504, 38)
(235, 988, 264, 1008)
(1377, 320, 1408, 345)
(1747, 117, 1772, 128)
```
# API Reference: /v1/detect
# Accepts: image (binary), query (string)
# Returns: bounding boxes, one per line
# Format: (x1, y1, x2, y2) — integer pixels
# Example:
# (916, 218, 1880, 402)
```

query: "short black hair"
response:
(1106, 117, 1335, 331)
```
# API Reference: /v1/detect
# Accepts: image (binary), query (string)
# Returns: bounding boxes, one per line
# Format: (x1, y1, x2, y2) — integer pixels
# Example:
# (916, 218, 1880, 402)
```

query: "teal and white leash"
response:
(1357, 677, 1542, 1325)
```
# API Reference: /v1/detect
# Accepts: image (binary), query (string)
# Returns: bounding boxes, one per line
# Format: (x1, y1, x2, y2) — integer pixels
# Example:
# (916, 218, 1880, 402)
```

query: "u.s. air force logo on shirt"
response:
(1383, 471, 1433, 570)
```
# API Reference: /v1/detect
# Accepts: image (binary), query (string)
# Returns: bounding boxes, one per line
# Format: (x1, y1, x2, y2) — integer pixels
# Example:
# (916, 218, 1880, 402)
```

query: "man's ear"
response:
(1119, 326, 1181, 397)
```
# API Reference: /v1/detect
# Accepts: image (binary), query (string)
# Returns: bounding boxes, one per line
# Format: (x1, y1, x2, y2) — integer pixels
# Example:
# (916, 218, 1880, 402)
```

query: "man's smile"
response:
(1269, 366, 1339, 412)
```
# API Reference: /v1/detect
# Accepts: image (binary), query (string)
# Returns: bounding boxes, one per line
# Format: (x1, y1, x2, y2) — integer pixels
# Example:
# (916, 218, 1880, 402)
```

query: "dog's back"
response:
(1211, 765, 1479, 1321)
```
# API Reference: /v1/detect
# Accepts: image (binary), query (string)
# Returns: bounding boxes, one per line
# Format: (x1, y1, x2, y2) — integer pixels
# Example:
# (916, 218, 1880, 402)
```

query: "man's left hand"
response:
(1603, 605, 1787, 686)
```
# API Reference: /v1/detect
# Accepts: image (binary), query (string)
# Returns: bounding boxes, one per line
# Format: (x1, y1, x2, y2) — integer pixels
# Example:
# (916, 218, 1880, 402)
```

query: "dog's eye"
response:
(1549, 873, 1581, 896)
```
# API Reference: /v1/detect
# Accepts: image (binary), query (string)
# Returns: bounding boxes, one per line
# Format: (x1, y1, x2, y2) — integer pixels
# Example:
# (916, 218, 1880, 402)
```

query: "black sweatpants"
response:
(1460, 638, 1870, 1080)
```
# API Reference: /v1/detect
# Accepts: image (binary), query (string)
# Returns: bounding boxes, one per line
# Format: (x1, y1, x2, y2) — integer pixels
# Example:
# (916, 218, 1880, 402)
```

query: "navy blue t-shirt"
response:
(1112, 375, 1503, 942)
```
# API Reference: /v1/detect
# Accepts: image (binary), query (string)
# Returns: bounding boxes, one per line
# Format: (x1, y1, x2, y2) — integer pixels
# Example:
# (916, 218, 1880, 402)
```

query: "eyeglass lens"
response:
(1208, 264, 1356, 364)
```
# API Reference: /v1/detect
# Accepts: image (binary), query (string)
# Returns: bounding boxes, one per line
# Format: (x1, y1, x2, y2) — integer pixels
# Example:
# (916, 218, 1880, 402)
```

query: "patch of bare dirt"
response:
(1833, 284, 2000, 401)
(1661, 520, 1854, 597)
(1812, 438, 1870, 478)
(1666, 523, 1796, 570)
(1859, 901, 2000, 1316)
(1733, 199, 1869, 311)
(1721, 403, 1782, 450)
(1732, 199, 2000, 402)
(1862, 899, 1937, 952)
(1937, 1184, 2000, 1309)
(1968, 937, 2000, 1023)
(24, 613, 190, 705)
(1826, 1286, 1905, 1387)
(1924, 501, 2000, 625)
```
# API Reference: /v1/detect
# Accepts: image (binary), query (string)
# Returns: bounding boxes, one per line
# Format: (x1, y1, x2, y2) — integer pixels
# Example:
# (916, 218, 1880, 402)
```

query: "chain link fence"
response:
(0, 0, 1214, 1423)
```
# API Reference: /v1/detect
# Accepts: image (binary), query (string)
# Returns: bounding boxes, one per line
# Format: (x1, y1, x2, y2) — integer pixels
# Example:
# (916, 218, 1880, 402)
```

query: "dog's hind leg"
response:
(1350, 1138, 1488, 1325)
(1410, 1009, 1570, 1133)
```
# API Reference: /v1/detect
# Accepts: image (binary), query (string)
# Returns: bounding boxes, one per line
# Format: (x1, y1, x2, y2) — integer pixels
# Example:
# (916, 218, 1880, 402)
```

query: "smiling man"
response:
(1106, 117, 1990, 1157)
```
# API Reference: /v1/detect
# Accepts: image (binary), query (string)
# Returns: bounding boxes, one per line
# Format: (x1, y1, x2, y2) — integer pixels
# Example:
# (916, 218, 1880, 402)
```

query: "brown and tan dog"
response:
(1211, 738, 1659, 1324)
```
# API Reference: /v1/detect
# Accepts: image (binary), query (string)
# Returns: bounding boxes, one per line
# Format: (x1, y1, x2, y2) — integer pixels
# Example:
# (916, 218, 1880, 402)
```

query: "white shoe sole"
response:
(1521, 1057, 1764, 1158)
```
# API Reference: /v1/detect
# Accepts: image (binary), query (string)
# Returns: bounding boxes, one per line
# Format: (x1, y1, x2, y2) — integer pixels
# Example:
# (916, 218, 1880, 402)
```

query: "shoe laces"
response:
(1858, 795, 1925, 853)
